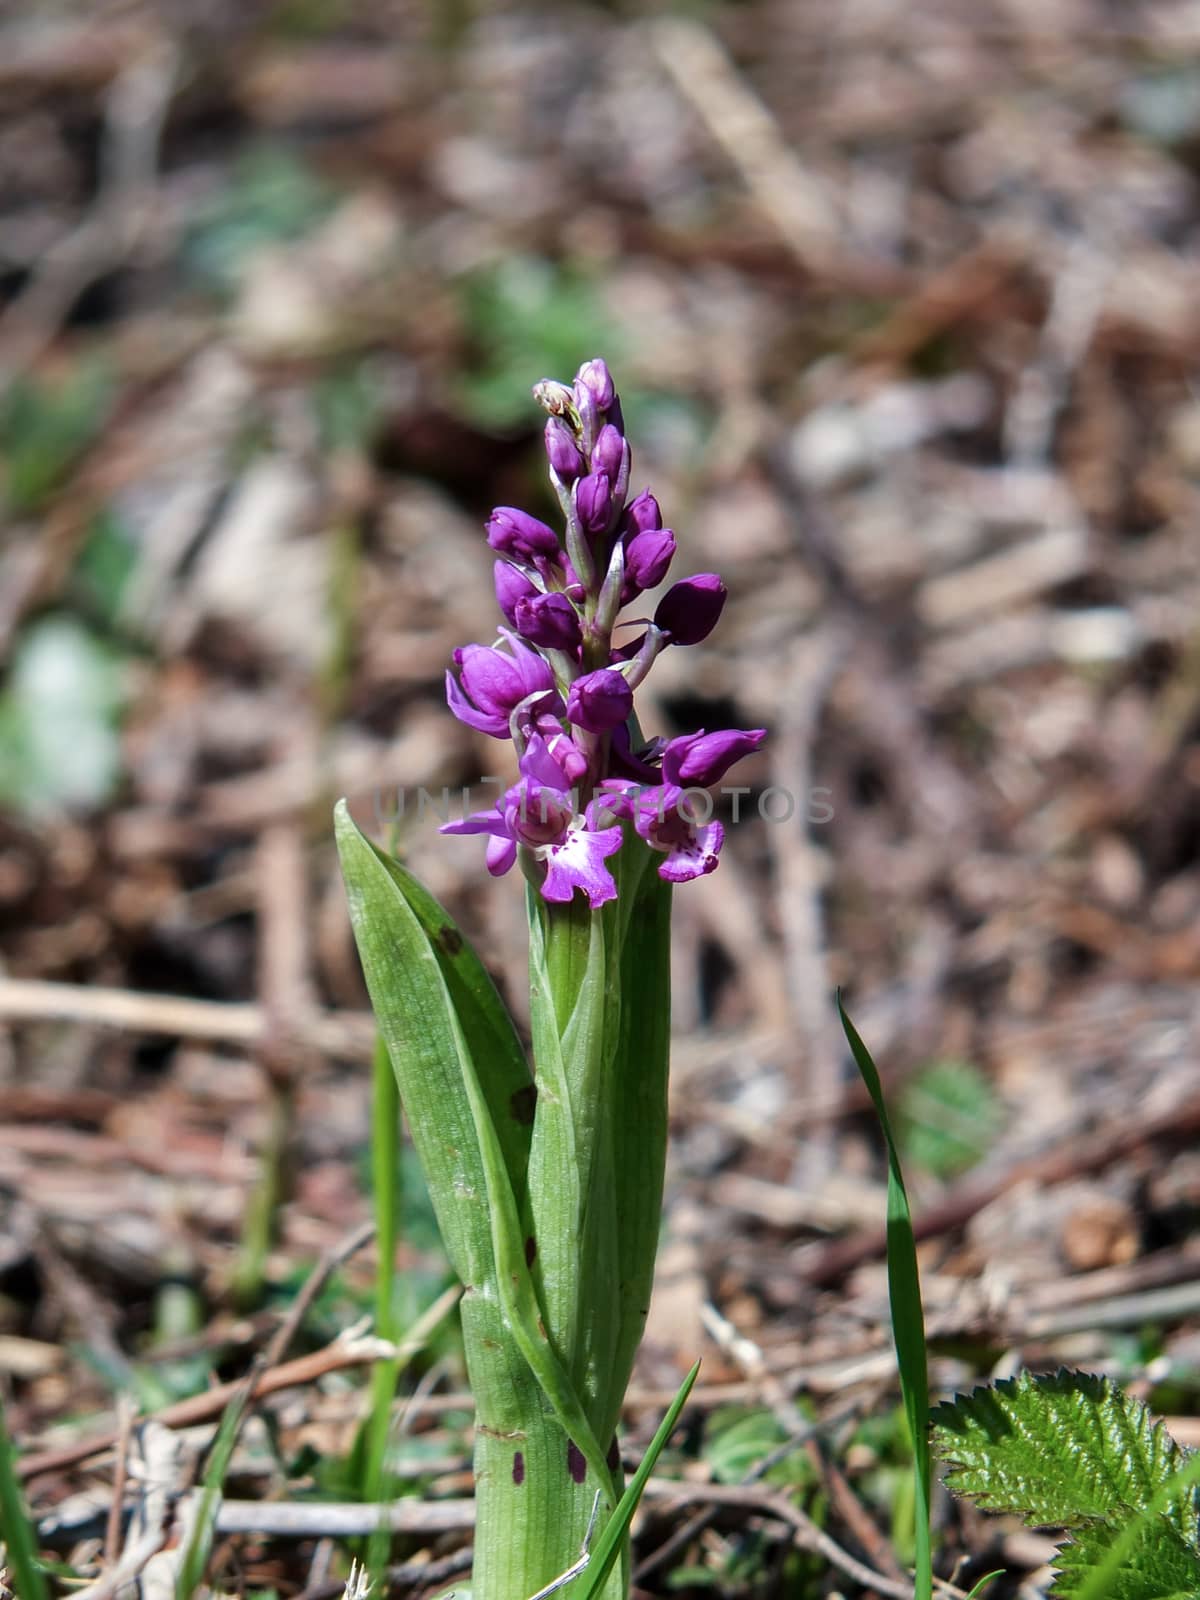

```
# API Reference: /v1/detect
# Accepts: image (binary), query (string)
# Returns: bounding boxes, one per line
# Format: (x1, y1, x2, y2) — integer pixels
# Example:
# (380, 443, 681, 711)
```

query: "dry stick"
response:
(698, 1303, 907, 1587)
(18, 1284, 461, 1483)
(206, 1482, 913, 1598)
(0, 977, 375, 1059)
(235, 821, 317, 1307)
(66, 1525, 171, 1600)
(649, 17, 841, 275)
(258, 1547, 476, 1600)
(0, 38, 178, 385)
(263, 1218, 376, 1370)
(641, 1481, 916, 1600)
(103, 1396, 135, 1568)
(804, 1086, 1200, 1286)
(765, 626, 850, 1184)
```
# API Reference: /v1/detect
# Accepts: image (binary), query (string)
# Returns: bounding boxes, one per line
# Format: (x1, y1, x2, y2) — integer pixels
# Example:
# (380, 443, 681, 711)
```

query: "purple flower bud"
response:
(661, 727, 767, 787)
(494, 561, 537, 626)
(487, 507, 560, 561)
(623, 489, 662, 534)
(654, 573, 727, 646)
(514, 591, 582, 652)
(624, 527, 676, 592)
(566, 667, 633, 733)
(574, 358, 615, 412)
(532, 379, 574, 417)
(545, 417, 584, 480)
(446, 633, 557, 738)
(591, 423, 628, 481)
(575, 472, 613, 536)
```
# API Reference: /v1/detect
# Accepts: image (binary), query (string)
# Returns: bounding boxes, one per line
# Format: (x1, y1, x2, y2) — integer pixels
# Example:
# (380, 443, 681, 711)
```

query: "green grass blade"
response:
(363, 1032, 401, 1583)
(965, 1571, 1006, 1598)
(0, 1395, 50, 1600)
(838, 995, 933, 1600)
(576, 1360, 701, 1600)
(175, 1376, 252, 1598)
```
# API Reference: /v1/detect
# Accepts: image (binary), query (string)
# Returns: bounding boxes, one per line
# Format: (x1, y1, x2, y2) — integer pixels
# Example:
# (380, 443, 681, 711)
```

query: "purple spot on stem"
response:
(510, 1084, 537, 1126)
(525, 1235, 537, 1267)
(566, 1439, 586, 1484)
(437, 924, 464, 955)
(513, 1450, 525, 1486)
(607, 1435, 620, 1471)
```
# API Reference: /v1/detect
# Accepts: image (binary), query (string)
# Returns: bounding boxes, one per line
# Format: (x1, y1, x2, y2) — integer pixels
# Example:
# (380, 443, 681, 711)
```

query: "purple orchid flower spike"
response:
(443, 358, 766, 904)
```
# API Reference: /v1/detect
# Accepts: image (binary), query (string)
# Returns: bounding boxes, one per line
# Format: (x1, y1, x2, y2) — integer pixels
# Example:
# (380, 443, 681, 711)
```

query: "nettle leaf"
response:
(931, 1371, 1199, 1542)
(1051, 1514, 1200, 1599)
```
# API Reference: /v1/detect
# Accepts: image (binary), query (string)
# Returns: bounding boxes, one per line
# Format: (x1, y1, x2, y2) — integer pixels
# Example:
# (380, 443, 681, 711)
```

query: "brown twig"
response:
(0, 977, 375, 1059)
(19, 1284, 460, 1483)
(804, 1086, 1200, 1286)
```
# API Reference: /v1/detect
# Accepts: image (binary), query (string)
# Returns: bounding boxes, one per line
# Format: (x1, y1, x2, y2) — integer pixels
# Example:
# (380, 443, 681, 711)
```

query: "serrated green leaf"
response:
(931, 1370, 1199, 1542)
(899, 1058, 1003, 1178)
(1051, 1513, 1200, 1599)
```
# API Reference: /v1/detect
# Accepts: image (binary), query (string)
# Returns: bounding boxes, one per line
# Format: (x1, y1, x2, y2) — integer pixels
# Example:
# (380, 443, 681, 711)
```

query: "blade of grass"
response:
(838, 995, 933, 1600)
(363, 1033, 401, 1583)
(0, 1393, 50, 1600)
(574, 1360, 701, 1600)
(964, 1571, 1005, 1598)
(174, 1372, 253, 1599)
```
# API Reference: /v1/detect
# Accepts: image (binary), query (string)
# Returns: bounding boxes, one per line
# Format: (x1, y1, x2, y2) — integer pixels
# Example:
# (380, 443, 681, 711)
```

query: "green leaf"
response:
(704, 1408, 789, 1485)
(931, 1370, 1199, 1541)
(964, 1571, 1006, 1599)
(175, 1376, 252, 1597)
(1051, 1514, 1200, 1599)
(0, 1395, 50, 1600)
(335, 804, 614, 1504)
(182, 144, 337, 296)
(1, 359, 111, 511)
(838, 997, 933, 1600)
(336, 801, 532, 1282)
(454, 258, 617, 430)
(0, 614, 128, 817)
(576, 1360, 701, 1600)
(899, 1058, 1004, 1178)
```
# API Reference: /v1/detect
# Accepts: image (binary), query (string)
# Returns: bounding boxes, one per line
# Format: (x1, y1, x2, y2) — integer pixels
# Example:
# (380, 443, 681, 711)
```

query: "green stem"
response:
(468, 838, 669, 1600)
(232, 1075, 292, 1310)
(362, 1034, 401, 1576)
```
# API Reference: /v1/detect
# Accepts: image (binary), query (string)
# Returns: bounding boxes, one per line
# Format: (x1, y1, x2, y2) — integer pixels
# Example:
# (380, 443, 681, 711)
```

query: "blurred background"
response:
(3, 0, 1200, 1593)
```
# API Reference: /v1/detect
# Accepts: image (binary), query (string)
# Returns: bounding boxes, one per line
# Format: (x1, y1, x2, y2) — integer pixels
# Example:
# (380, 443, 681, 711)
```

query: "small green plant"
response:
(932, 1371, 1200, 1599)
(898, 1058, 1004, 1179)
(0, 359, 111, 512)
(845, 1004, 1200, 1600)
